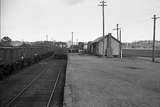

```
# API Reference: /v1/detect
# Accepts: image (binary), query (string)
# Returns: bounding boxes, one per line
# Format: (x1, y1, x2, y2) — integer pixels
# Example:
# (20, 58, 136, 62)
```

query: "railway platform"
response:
(63, 54, 160, 107)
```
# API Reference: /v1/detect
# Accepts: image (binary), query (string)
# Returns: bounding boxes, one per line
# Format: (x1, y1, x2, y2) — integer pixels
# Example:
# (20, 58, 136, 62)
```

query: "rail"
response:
(5, 69, 48, 107)
(47, 70, 62, 107)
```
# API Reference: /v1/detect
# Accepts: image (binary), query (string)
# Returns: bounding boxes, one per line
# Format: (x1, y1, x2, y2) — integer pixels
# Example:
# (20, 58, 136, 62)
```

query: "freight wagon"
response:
(54, 42, 68, 59)
(0, 46, 54, 80)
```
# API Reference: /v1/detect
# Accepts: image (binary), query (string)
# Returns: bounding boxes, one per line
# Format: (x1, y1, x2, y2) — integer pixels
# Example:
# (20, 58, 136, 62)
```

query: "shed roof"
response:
(92, 33, 121, 44)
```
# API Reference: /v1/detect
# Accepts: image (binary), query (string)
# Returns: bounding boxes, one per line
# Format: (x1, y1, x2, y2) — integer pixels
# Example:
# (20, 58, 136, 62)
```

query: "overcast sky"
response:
(1, 0, 160, 42)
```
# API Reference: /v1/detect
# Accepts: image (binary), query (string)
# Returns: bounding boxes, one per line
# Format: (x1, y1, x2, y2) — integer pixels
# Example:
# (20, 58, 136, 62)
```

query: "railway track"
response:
(1, 58, 67, 107)
(5, 69, 48, 107)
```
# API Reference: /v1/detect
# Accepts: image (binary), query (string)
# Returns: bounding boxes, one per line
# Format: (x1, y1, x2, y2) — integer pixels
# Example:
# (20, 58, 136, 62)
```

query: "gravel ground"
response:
(64, 54, 160, 107)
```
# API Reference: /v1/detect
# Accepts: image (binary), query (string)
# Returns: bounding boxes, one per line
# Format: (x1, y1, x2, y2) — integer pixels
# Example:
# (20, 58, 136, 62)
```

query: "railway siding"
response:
(8, 68, 57, 107)
(0, 56, 67, 107)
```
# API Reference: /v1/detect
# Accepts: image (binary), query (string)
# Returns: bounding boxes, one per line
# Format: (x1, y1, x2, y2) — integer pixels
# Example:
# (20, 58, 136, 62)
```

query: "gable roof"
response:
(110, 35, 121, 44)
(92, 33, 121, 44)
(92, 36, 103, 43)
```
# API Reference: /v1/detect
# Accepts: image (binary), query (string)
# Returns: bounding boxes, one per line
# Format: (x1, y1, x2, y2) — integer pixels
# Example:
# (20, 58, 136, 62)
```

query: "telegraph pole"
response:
(72, 32, 73, 52)
(116, 24, 119, 40)
(113, 24, 120, 40)
(98, 0, 107, 56)
(152, 14, 160, 62)
(113, 24, 122, 58)
(119, 28, 122, 59)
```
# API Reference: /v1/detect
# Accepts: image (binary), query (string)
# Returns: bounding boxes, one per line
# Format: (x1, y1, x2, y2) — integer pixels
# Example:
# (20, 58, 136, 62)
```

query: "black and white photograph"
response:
(0, 0, 160, 107)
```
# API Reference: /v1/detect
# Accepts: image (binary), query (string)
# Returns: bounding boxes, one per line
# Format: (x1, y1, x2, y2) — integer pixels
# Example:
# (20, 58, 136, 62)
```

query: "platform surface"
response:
(63, 54, 160, 107)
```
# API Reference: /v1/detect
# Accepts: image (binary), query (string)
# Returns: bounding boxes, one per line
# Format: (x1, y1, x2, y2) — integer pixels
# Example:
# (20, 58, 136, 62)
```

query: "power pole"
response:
(98, 0, 107, 56)
(119, 28, 122, 59)
(113, 24, 120, 40)
(116, 24, 119, 40)
(113, 24, 122, 58)
(152, 14, 160, 62)
(72, 32, 73, 52)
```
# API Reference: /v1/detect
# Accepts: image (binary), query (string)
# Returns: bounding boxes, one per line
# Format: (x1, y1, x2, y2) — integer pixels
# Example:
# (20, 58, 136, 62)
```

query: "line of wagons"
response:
(0, 45, 54, 80)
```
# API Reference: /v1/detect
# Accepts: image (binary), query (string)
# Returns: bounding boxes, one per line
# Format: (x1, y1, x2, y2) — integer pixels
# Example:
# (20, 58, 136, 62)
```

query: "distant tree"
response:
(0, 36, 12, 47)
(1, 36, 12, 42)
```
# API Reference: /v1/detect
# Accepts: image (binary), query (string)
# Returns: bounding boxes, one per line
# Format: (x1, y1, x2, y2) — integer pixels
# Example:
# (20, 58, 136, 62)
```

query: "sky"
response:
(1, 0, 160, 42)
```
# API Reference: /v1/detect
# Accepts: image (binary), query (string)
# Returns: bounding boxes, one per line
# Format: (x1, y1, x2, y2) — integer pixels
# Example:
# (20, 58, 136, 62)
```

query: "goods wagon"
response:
(54, 42, 68, 59)
(54, 47, 68, 59)
(0, 46, 54, 80)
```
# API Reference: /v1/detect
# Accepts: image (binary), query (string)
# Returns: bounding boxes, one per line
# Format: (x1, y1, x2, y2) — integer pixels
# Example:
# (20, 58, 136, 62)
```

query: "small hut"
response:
(87, 33, 121, 57)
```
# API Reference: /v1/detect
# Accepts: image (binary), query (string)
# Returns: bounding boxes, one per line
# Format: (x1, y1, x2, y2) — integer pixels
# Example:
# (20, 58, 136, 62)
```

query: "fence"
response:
(123, 49, 160, 57)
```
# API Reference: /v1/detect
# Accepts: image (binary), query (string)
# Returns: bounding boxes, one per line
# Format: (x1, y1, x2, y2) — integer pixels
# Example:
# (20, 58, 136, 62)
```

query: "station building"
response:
(87, 33, 121, 57)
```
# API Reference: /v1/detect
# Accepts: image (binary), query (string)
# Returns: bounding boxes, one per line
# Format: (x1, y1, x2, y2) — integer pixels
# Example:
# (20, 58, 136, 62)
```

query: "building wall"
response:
(104, 37, 108, 56)
(96, 37, 108, 56)
(88, 34, 120, 57)
(87, 43, 92, 53)
(98, 41, 103, 55)
(95, 43, 99, 55)
(91, 45, 93, 53)
(111, 38, 120, 56)
(92, 43, 98, 55)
